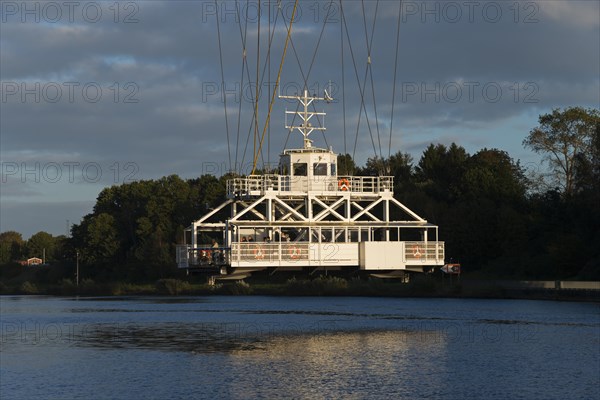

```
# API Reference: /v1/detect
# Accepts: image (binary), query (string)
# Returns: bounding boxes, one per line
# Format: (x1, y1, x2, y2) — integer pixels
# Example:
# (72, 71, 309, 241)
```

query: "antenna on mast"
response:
(279, 86, 333, 149)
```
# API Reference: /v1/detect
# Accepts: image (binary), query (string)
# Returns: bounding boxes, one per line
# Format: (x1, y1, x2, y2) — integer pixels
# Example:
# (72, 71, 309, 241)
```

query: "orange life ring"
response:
(288, 246, 300, 259)
(413, 245, 422, 258)
(254, 246, 265, 260)
(338, 178, 350, 191)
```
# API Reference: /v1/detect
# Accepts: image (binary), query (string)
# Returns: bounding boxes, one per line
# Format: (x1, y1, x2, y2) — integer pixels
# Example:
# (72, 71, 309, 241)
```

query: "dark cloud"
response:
(0, 200, 94, 239)
(1, 0, 598, 237)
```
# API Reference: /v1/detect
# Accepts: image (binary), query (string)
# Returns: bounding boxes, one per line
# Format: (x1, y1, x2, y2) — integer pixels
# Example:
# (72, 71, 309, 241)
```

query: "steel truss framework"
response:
(178, 181, 445, 274)
(177, 91, 445, 276)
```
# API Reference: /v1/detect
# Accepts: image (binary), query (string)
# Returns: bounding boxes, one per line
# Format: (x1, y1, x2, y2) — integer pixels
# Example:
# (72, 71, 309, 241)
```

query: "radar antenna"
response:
(280, 88, 333, 149)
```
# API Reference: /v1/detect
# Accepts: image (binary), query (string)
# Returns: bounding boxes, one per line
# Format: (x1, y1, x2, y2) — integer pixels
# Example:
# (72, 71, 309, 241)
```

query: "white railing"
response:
(231, 242, 310, 263)
(178, 240, 444, 268)
(175, 245, 231, 268)
(227, 175, 393, 196)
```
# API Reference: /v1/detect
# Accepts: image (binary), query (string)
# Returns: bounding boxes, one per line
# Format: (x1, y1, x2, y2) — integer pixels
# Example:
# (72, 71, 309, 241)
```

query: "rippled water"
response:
(1, 296, 599, 399)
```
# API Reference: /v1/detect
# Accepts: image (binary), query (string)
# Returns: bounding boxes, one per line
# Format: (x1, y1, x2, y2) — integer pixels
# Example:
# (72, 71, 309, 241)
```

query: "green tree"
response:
(337, 153, 357, 175)
(84, 213, 120, 265)
(362, 156, 386, 176)
(0, 231, 24, 263)
(456, 149, 529, 270)
(523, 107, 600, 196)
(415, 143, 469, 201)
(463, 149, 528, 202)
(387, 151, 414, 192)
(26, 231, 56, 262)
(572, 122, 600, 194)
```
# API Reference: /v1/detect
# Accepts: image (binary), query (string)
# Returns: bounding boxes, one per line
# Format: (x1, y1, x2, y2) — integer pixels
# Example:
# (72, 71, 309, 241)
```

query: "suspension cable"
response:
(304, 0, 335, 150)
(363, 0, 382, 162)
(340, 1, 378, 163)
(241, 0, 284, 174)
(253, 0, 261, 171)
(388, 1, 403, 164)
(234, 0, 250, 174)
(251, 0, 299, 174)
(267, 0, 271, 171)
(215, 0, 232, 173)
(340, 1, 348, 173)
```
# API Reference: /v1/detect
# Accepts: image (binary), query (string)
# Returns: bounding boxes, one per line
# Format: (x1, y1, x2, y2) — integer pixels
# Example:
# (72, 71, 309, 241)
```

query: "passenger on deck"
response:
(211, 239, 220, 263)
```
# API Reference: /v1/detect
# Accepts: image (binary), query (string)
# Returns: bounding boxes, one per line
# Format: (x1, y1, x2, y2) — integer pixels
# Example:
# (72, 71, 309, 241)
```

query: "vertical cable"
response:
(388, 1, 403, 164)
(215, 0, 232, 172)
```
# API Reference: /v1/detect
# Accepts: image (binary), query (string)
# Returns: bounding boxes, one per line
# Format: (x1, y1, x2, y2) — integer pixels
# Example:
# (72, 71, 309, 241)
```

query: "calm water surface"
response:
(1, 296, 598, 400)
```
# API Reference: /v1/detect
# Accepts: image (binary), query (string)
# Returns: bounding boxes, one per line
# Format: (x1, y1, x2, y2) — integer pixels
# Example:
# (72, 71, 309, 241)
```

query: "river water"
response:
(1, 296, 598, 400)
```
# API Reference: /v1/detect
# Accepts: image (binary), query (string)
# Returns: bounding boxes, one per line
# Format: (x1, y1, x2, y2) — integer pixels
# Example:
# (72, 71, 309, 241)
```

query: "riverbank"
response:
(1, 276, 598, 302)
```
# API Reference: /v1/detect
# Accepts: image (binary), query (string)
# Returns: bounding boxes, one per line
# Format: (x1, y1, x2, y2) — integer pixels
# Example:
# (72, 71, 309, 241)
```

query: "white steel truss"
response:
(177, 90, 445, 276)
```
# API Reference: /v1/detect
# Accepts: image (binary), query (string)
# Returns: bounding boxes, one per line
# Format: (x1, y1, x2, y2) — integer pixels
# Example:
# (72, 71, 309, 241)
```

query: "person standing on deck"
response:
(211, 239, 220, 264)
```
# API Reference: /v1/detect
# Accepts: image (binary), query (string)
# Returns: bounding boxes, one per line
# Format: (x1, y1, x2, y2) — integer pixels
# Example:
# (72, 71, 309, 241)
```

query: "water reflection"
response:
(2, 296, 599, 400)
(76, 320, 449, 355)
(74, 321, 449, 398)
(224, 330, 446, 399)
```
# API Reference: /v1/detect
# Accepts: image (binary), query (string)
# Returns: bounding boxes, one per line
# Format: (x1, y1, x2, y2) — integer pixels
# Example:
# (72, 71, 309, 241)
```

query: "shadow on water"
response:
(2, 297, 598, 400)
(79, 322, 264, 353)
(77, 322, 445, 355)
(75, 324, 451, 398)
(72, 296, 211, 304)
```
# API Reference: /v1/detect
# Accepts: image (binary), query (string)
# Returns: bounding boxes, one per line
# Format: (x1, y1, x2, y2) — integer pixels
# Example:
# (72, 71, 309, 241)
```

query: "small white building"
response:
(24, 257, 43, 266)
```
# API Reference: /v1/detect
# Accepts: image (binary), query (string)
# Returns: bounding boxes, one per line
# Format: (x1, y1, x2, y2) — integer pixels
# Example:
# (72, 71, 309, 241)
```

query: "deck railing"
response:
(227, 175, 393, 197)
(231, 242, 310, 263)
(176, 246, 231, 268)
(177, 240, 444, 268)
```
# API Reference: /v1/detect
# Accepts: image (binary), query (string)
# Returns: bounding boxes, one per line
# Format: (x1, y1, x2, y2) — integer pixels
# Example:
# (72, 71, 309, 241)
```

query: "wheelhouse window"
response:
(313, 163, 327, 176)
(330, 163, 337, 176)
(293, 163, 307, 176)
(280, 164, 289, 175)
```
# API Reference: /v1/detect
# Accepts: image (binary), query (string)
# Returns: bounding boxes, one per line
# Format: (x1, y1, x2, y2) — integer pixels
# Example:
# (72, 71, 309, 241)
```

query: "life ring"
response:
(413, 245, 422, 258)
(254, 246, 265, 260)
(338, 178, 350, 191)
(288, 245, 300, 259)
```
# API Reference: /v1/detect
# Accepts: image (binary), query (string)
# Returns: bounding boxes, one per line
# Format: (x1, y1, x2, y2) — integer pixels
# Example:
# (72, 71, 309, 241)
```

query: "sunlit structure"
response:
(177, 90, 445, 279)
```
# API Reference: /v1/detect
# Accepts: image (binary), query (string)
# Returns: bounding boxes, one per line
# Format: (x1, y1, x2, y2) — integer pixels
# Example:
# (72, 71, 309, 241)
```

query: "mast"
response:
(280, 89, 332, 149)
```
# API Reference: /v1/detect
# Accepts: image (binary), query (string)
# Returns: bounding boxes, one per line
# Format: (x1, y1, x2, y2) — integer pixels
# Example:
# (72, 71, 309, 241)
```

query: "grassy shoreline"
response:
(2, 277, 598, 302)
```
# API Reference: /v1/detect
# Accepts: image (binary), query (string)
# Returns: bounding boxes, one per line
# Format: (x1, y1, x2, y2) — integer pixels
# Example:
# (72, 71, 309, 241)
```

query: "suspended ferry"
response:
(176, 89, 445, 280)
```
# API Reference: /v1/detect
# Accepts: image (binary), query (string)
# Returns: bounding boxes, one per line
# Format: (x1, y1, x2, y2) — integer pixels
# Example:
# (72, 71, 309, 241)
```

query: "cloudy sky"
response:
(1, 0, 599, 238)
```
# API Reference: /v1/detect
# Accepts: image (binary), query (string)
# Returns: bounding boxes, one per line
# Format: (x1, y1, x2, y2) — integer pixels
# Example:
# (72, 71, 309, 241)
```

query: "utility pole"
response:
(76, 251, 79, 287)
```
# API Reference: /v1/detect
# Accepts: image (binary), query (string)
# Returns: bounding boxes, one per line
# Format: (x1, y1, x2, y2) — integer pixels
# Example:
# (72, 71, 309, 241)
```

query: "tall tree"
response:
(415, 143, 469, 201)
(337, 153, 357, 175)
(362, 156, 386, 176)
(387, 151, 414, 192)
(0, 231, 24, 263)
(523, 107, 600, 196)
(26, 231, 56, 262)
(84, 213, 120, 265)
(463, 149, 528, 202)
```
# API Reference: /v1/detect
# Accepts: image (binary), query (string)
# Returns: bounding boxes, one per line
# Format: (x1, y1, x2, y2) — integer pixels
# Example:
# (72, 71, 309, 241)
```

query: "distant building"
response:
(20, 257, 43, 266)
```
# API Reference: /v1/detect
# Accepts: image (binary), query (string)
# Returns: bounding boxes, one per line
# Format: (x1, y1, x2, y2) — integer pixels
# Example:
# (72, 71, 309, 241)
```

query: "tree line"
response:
(0, 231, 68, 264)
(1, 107, 598, 281)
